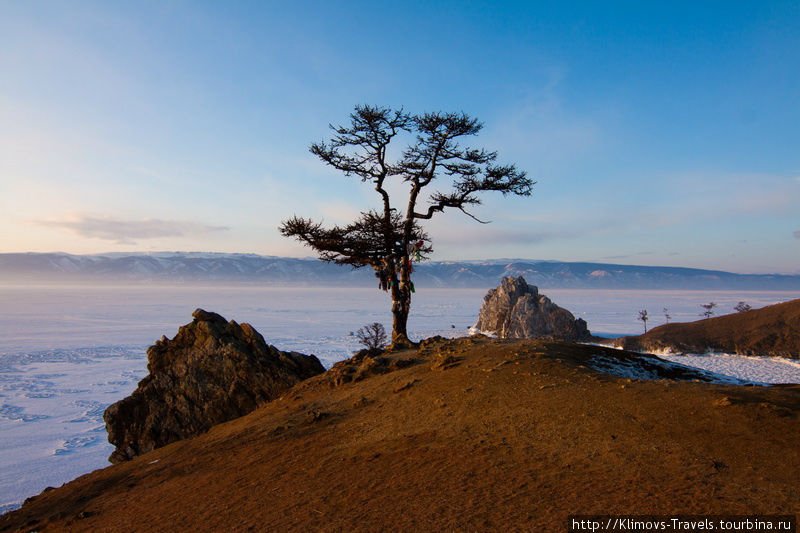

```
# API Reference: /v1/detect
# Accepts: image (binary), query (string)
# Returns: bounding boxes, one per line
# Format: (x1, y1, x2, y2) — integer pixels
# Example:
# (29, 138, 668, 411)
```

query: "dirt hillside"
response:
(617, 299, 800, 358)
(2, 336, 798, 532)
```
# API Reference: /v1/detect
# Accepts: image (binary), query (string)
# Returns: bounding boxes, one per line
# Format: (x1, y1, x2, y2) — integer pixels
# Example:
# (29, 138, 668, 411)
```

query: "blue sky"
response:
(1, 1, 798, 273)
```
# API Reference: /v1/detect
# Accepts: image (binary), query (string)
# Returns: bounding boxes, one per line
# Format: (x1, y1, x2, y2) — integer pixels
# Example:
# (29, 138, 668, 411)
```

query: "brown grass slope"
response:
(2, 337, 798, 532)
(617, 299, 800, 358)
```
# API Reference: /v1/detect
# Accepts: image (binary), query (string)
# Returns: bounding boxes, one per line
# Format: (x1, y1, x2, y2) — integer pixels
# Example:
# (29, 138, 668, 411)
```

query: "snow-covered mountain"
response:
(1, 252, 798, 289)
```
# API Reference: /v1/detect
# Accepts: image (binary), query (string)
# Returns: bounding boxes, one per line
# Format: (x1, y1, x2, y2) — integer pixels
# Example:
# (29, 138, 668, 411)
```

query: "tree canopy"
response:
(281, 105, 533, 346)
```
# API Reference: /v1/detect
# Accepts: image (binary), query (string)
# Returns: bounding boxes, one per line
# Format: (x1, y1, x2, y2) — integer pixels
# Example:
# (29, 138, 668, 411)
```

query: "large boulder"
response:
(103, 309, 325, 463)
(475, 276, 591, 341)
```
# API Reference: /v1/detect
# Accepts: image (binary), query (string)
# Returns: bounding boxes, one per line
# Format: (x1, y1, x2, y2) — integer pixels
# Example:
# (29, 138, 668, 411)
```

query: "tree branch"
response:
(279, 211, 430, 267)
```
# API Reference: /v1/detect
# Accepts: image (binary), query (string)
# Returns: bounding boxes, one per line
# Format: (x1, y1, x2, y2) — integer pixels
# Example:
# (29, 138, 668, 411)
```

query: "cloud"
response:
(434, 224, 579, 248)
(794, 230, 800, 239)
(35, 215, 229, 245)
(602, 251, 657, 260)
(484, 77, 603, 162)
(318, 202, 363, 224)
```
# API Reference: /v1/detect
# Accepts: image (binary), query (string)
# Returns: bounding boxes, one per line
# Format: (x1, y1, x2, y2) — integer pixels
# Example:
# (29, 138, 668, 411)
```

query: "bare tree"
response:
(281, 105, 533, 347)
(663, 307, 671, 324)
(356, 323, 388, 351)
(734, 301, 752, 313)
(700, 302, 717, 319)
(638, 309, 649, 333)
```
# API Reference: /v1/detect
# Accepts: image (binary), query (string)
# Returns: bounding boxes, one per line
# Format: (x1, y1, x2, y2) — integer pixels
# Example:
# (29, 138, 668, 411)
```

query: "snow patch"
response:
(467, 325, 496, 338)
(587, 354, 755, 385)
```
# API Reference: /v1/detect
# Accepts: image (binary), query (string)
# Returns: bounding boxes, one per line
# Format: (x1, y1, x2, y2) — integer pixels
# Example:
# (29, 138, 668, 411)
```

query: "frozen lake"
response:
(1, 283, 799, 512)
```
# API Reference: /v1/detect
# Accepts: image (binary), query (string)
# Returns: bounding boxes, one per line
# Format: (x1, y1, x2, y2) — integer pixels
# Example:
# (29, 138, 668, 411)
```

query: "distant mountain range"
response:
(1, 252, 798, 290)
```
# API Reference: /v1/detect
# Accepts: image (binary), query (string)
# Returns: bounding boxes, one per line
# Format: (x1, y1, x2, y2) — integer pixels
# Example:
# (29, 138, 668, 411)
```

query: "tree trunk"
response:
(389, 259, 414, 349)
(390, 296, 411, 347)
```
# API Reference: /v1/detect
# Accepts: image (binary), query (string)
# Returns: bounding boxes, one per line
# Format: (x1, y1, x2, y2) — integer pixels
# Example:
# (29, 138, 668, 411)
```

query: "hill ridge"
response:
(616, 298, 800, 358)
(2, 252, 798, 289)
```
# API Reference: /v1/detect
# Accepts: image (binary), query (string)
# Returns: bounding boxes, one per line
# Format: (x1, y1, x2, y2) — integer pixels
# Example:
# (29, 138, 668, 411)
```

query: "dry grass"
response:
(3, 336, 798, 532)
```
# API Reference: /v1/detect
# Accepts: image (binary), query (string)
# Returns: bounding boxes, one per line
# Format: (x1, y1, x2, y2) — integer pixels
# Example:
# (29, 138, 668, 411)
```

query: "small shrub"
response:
(356, 322, 388, 351)
(734, 301, 752, 313)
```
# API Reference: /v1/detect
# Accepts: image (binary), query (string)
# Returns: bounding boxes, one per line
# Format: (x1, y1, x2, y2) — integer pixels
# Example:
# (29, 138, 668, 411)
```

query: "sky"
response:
(1, 1, 798, 274)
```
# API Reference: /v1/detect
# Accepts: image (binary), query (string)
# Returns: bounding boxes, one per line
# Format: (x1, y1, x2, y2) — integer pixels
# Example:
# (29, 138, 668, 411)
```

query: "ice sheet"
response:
(659, 353, 800, 385)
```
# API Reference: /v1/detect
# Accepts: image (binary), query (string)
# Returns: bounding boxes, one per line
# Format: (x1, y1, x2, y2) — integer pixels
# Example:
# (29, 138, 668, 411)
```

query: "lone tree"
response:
(638, 309, 649, 333)
(700, 302, 717, 319)
(280, 105, 532, 347)
(663, 307, 671, 324)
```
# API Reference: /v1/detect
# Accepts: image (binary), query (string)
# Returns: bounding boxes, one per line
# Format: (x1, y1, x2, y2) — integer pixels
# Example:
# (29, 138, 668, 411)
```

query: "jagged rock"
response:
(103, 309, 324, 463)
(475, 276, 591, 341)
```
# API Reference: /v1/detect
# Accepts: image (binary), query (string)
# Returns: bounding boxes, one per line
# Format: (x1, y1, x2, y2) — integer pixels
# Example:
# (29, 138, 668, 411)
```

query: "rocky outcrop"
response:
(103, 309, 324, 463)
(322, 348, 416, 387)
(475, 276, 590, 341)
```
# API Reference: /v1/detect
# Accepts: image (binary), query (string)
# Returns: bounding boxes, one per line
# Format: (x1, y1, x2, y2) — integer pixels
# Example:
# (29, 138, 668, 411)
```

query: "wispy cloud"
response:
(35, 215, 229, 245)
(602, 251, 658, 260)
(318, 202, 363, 224)
(434, 225, 579, 248)
(481, 66, 609, 167)
(601, 171, 800, 231)
(794, 230, 800, 239)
